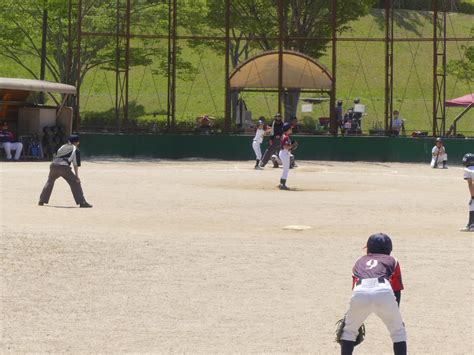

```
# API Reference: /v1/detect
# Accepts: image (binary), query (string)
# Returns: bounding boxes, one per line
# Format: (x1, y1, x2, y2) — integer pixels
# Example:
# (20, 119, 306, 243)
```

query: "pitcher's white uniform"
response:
(341, 254, 406, 344)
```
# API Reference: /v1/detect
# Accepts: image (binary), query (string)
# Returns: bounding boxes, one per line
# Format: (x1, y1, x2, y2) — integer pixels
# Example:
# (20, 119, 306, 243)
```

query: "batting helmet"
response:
(462, 153, 474, 167)
(366, 233, 393, 255)
(68, 134, 80, 143)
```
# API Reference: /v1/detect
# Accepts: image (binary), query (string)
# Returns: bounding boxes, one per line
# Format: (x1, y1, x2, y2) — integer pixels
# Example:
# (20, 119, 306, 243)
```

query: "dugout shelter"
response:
(0, 77, 76, 157)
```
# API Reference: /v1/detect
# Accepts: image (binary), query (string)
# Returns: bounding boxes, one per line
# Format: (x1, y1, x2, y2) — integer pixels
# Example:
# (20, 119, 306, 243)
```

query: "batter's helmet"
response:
(68, 134, 80, 143)
(462, 153, 474, 167)
(366, 233, 392, 255)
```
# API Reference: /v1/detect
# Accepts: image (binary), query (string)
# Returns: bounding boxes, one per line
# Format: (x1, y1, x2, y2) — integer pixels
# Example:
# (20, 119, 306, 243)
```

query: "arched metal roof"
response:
(229, 50, 332, 90)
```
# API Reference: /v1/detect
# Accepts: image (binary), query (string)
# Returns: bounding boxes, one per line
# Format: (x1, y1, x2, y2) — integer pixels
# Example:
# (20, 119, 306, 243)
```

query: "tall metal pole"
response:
(384, 0, 394, 134)
(432, 0, 447, 136)
(167, 1, 172, 129)
(39, 5, 48, 104)
(277, 0, 284, 117)
(115, 0, 121, 130)
(124, 0, 131, 125)
(76, 0, 82, 130)
(224, 0, 231, 132)
(171, 0, 177, 129)
(167, 0, 177, 130)
(66, 0, 72, 86)
(329, 0, 338, 136)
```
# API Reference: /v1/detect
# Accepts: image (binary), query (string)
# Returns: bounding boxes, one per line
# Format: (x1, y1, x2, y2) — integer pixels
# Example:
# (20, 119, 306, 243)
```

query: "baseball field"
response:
(1, 160, 472, 353)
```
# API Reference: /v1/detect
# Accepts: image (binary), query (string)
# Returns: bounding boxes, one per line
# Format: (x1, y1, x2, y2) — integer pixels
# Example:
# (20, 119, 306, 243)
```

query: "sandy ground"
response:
(0, 159, 473, 354)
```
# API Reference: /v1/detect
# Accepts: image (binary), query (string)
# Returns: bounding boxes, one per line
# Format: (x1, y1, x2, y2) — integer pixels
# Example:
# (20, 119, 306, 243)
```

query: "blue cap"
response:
(282, 123, 292, 132)
(69, 134, 80, 143)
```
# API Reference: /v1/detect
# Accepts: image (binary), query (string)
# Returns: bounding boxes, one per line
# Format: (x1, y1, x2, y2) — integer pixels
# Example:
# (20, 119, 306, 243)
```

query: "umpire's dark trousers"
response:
(260, 137, 281, 166)
(39, 164, 85, 204)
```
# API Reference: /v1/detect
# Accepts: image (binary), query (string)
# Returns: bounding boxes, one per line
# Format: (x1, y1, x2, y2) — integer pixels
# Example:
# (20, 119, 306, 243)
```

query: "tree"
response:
(0, 0, 199, 103)
(448, 43, 474, 84)
(201, 0, 377, 120)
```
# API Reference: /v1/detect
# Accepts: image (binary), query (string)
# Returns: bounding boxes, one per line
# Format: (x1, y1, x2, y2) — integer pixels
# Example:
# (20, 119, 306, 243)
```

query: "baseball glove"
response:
(335, 317, 365, 346)
(290, 141, 299, 151)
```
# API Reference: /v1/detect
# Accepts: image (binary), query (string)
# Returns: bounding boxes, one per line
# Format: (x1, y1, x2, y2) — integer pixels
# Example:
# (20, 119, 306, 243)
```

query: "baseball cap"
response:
(282, 123, 292, 132)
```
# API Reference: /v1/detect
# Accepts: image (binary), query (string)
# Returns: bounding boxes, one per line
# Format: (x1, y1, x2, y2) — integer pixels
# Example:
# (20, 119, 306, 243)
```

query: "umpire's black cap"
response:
(69, 134, 80, 143)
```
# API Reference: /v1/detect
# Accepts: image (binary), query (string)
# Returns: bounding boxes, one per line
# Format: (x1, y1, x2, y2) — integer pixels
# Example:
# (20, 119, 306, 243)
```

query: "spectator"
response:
(343, 108, 355, 135)
(0, 121, 23, 161)
(196, 115, 215, 135)
(390, 110, 404, 136)
(352, 98, 363, 132)
(336, 100, 344, 135)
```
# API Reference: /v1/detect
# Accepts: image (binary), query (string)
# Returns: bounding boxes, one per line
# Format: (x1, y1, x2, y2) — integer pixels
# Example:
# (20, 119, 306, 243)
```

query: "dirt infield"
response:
(1, 160, 472, 353)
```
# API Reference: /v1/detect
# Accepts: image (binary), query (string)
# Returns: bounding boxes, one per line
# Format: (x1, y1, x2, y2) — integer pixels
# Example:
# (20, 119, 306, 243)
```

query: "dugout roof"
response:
(229, 50, 332, 91)
(0, 77, 76, 103)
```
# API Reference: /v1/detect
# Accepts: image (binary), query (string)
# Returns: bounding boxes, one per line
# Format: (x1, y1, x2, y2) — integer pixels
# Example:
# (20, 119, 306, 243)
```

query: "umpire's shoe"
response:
(79, 201, 93, 208)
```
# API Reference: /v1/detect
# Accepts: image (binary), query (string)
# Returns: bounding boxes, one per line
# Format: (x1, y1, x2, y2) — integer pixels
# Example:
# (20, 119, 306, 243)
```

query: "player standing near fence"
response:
(38, 135, 92, 208)
(460, 153, 474, 231)
(278, 123, 296, 190)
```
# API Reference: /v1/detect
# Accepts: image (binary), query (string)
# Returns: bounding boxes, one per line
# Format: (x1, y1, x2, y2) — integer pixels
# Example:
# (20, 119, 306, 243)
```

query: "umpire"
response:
(260, 113, 284, 167)
(38, 134, 92, 208)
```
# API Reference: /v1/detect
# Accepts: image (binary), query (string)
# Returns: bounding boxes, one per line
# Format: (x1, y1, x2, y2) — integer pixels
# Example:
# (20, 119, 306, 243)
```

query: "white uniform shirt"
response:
(464, 166, 474, 180)
(253, 128, 265, 144)
(432, 145, 446, 156)
(391, 117, 403, 131)
(53, 143, 79, 166)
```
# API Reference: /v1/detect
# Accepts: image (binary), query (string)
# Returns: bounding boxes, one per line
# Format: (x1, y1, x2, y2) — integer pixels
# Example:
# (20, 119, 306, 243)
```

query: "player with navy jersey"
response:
(460, 153, 474, 231)
(340, 233, 407, 355)
(278, 123, 295, 190)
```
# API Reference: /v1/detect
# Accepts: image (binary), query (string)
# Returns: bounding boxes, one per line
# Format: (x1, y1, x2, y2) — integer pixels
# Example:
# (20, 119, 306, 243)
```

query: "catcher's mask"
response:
(367, 233, 392, 255)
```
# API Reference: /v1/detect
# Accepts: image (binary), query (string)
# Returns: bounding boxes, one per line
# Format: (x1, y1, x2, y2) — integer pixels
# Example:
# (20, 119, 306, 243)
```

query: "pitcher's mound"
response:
(283, 225, 312, 231)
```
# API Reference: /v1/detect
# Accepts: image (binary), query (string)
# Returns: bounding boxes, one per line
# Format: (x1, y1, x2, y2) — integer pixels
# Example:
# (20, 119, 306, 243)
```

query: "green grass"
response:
(1, 9, 473, 134)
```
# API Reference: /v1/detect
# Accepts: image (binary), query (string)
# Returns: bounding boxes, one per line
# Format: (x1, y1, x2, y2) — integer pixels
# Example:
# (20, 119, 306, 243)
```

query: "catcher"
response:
(336, 233, 407, 355)
(270, 140, 298, 169)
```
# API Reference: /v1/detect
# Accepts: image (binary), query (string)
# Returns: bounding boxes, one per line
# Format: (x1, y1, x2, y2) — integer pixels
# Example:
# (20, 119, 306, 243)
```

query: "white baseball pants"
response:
(431, 153, 447, 167)
(252, 140, 262, 160)
(341, 278, 407, 343)
(279, 149, 290, 180)
(0, 142, 23, 160)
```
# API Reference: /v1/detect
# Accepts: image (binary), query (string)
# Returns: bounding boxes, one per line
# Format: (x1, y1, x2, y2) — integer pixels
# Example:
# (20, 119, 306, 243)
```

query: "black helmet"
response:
(462, 153, 474, 167)
(354, 98, 360, 104)
(367, 233, 392, 255)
